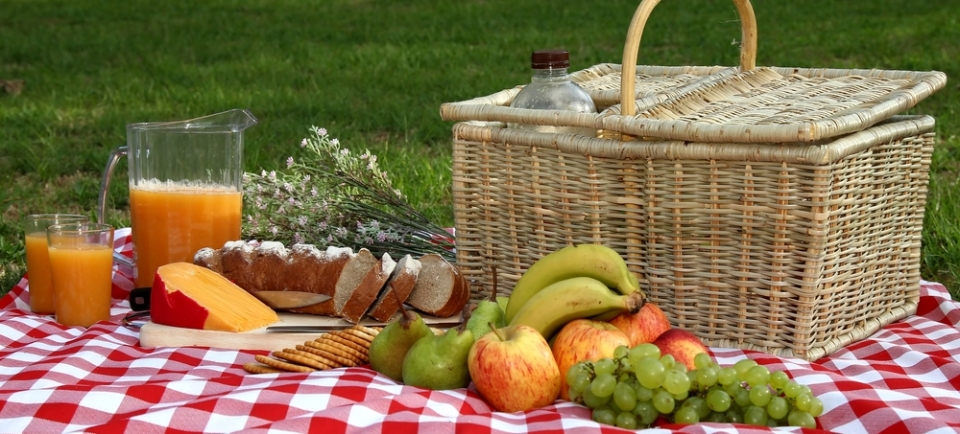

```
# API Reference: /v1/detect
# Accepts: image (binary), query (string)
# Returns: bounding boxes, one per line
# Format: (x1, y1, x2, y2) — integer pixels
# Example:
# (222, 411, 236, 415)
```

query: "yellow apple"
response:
(467, 324, 561, 413)
(652, 328, 709, 370)
(551, 319, 630, 401)
(608, 302, 672, 346)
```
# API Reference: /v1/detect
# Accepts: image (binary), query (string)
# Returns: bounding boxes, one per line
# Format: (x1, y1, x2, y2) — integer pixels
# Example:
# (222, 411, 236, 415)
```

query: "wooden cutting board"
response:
(139, 312, 461, 352)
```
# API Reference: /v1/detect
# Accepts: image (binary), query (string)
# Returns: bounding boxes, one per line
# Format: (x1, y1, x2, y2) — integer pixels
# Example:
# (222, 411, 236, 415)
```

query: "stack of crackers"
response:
(244, 325, 381, 374)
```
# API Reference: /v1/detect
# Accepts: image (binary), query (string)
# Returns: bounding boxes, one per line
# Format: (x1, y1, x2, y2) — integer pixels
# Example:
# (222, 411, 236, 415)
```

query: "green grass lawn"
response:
(2, 0, 958, 297)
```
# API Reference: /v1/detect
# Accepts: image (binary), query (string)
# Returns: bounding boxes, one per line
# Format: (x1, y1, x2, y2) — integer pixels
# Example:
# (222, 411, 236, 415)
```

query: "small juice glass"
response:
(47, 222, 115, 327)
(23, 214, 89, 314)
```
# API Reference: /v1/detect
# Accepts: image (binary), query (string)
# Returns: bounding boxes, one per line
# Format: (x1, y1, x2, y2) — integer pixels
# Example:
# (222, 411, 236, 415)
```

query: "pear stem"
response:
(393, 284, 414, 327)
(489, 266, 498, 302)
(489, 321, 506, 342)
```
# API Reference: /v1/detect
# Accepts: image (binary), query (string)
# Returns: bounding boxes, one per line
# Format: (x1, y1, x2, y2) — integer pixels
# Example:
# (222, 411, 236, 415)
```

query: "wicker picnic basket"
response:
(439, 0, 947, 361)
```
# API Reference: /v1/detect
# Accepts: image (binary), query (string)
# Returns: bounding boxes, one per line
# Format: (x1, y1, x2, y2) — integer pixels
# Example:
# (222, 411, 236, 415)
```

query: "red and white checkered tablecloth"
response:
(2, 228, 959, 433)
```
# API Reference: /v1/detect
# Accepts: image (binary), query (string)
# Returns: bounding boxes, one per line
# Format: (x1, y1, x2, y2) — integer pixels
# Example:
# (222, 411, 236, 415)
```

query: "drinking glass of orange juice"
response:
(97, 109, 257, 288)
(46, 222, 115, 327)
(23, 214, 89, 314)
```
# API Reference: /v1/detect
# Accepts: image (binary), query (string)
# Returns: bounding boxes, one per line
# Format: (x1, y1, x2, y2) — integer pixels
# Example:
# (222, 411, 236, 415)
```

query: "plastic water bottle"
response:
(508, 49, 598, 137)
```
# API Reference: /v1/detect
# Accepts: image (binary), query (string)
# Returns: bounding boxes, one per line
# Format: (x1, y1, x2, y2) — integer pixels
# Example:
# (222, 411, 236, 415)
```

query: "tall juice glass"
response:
(47, 223, 115, 327)
(97, 109, 257, 288)
(23, 214, 89, 314)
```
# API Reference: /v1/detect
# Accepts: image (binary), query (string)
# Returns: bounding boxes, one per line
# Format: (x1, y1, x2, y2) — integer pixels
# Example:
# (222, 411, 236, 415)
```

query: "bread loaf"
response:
(194, 242, 467, 321)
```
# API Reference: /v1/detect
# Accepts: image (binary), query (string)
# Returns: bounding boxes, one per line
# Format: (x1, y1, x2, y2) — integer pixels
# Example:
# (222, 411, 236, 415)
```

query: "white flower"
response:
(287, 156, 294, 168)
(311, 187, 318, 197)
(318, 128, 328, 137)
(301, 138, 308, 147)
(332, 138, 340, 146)
(298, 216, 308, 227)
(269, 170, 276, 179)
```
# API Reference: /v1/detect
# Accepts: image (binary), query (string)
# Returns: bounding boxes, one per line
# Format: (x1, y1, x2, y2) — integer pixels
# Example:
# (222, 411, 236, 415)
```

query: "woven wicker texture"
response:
(440, 0, 945, 360)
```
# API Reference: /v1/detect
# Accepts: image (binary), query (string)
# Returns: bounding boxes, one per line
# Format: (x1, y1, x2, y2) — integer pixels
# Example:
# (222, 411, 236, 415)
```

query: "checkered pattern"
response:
(2, 230, 959, 433)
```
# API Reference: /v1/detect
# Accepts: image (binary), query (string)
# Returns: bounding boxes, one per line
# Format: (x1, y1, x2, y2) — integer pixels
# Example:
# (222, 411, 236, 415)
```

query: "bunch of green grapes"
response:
(565, 343, 822, 429)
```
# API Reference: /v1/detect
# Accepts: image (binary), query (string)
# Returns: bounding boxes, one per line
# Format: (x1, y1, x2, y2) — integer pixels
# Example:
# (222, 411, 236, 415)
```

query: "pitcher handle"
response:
(97, 146, 128, 224)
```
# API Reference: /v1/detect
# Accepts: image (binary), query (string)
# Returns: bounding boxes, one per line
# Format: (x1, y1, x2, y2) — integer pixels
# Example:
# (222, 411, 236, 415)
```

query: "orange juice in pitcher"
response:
(129, 182, 242, 288)
(97, 109, 257, 288)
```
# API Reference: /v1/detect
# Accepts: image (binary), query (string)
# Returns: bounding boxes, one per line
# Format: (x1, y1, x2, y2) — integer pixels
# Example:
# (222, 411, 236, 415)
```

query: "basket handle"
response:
(620, 0, 758, 118)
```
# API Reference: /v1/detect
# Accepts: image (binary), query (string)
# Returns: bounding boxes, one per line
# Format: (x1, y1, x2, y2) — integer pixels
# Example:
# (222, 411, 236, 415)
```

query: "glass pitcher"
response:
(97, 109, 257, 288)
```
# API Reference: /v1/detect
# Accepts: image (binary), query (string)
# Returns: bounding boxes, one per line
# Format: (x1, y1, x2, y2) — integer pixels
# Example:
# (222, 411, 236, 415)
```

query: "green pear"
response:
(496, 296, 510, 314)
(466, 268, 506, 341)
(401, 320, 474, 390)
(369, 293, 432, 382)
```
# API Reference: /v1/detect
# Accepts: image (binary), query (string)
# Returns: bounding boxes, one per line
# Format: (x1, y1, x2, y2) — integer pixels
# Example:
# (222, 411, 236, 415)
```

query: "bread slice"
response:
(339, 252, 397, 324)
(288, 246, 356, 316)
(366, 254, 422, 322)
(406, 254, 470, 318)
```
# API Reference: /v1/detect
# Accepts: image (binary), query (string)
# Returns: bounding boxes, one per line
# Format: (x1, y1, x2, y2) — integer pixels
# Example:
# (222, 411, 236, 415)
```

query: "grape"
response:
(745, 365, 771, 387)
(732, 359, 757, 381)
(652, 388, 676, 414)
(662, 369, 692, 395)
(743, 405, 768, 426)
(808, 396, 824, 417)
(568, 388, 582, 402)
(770, 370, 789, 390)
(571, 371, 592, 393)
(674, 406, 699, 424)
(659, 354, 676, 370)
(705, 411, 725, 423)
(633, 401, 659, 426)
(694, 352, 713, 370)
(615, 411, 638, 429)
(582, 385, 611, 409)
(724, 409, 744, 424)
(734, 388, 752, 408)
(783, 380, 804, 398)
(613, 345, 630, 360)
(592, 408, 616, 426)
(681, 396, 710, 419)
(594, 358, 617, 376)
(717, 366, 737, 386)
(749, 384, 772, 407)
(613, 382, 637, 411)
(766, 396, 788, 420)
(788, 409, 817, 429)
(795, 391, 812, 412)
(633, 383, 654, 402)
(707, 388, 732, 412)
(697, 366, 719, 388)
(629, 343, 661, 365)
(671, 389, 689, 401)
(590, 373, 617, 398)
(634, 357, 666, 389)
(566, 362, 585, 386)
(671, 362, 688, 373)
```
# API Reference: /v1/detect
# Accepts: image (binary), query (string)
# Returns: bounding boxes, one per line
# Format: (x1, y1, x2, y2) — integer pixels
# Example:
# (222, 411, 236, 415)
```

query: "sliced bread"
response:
(366, 254, 422, 322)
(287, 246, 356, 316)
(406, 254, 470, 318)
(339, 252, 397, 324)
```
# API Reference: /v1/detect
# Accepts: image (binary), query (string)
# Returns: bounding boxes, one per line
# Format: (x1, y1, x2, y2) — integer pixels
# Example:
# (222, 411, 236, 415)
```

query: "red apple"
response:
(608, 302, 672, 346)
(552, 319, 630, 400)
(652, 328, 709, 370)
(468, 324, 561, 413)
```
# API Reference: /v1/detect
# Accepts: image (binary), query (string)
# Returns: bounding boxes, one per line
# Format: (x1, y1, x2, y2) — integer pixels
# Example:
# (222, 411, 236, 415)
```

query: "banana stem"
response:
(624, 291, 646, 314)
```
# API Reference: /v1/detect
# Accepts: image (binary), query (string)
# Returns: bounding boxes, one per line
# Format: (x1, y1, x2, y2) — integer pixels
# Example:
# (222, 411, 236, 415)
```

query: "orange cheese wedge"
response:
(151, 262, 280, 332)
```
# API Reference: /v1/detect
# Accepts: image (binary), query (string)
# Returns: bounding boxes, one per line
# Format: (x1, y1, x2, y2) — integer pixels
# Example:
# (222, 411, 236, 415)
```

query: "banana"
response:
(508, 276, 645, 339)
(504, 244, 641, 323)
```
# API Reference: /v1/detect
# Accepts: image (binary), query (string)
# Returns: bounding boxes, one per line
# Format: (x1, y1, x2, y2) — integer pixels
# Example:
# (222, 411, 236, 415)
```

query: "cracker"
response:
(255, 354, 316, 373)
(320, 333, 369, 358)
(299, 342, 362, 366)
(243, 363, 285, 375)
(300, 342, 359, 367)
(274, 349, 337, 370)
(337, 329, 376, 348)
(353, 325, 381, 338)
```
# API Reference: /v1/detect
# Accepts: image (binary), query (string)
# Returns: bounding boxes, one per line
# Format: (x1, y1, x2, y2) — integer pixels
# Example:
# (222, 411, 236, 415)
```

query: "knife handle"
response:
(129, 287, 152, 311)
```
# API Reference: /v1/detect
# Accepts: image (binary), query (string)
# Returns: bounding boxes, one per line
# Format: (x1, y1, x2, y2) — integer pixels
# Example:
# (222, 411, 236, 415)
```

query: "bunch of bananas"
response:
(506, 244, 646, 340)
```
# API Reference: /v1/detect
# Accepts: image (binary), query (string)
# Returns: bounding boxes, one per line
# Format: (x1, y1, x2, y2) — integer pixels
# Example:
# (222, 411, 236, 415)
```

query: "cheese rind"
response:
(151, 262, 280, 332)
